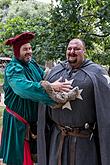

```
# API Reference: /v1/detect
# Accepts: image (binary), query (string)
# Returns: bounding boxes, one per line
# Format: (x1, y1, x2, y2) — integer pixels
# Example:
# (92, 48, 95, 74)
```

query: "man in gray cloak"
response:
(37, 39, 110, 165)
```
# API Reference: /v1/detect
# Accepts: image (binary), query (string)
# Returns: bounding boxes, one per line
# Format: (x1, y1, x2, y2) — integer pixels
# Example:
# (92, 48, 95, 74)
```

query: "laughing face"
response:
(66, 39, 85, 68)
(19, 43, 32, 63)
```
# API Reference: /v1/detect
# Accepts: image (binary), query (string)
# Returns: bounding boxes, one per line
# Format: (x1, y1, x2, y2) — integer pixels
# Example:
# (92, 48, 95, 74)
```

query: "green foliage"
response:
(0, 72, 3, 79)
(0, 0, 110, 66)
(0, 0, 52, 64)
(0, 0, 11, 9)
(47, 0, 110, 65)
(0, 16, 28, 57)
(6, 0, 50, 20)
(0, 16, 52, 64)
(2, 16, 26, 37)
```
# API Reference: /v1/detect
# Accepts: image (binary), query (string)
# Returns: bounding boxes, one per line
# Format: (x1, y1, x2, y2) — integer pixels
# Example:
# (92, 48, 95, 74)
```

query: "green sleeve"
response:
(5, 63, 54, 105)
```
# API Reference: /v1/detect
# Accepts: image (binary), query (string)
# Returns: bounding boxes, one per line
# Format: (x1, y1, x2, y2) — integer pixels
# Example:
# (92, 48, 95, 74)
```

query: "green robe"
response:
(0, 57, 54, 165)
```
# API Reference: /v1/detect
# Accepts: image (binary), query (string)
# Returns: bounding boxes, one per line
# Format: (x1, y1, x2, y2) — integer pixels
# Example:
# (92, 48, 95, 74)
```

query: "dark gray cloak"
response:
(37, 59, 110, 165)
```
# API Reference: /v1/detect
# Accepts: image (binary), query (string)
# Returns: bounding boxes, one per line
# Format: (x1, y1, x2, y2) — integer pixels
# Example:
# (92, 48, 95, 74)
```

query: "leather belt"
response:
(57, 123, 95, 165)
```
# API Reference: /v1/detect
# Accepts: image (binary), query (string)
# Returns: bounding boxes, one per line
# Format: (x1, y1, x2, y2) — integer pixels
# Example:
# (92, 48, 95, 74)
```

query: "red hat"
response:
(5, 32, 35, 58)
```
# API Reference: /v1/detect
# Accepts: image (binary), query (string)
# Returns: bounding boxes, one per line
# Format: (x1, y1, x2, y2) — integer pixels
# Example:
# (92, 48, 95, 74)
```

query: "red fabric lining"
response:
(6, 106, 33, 165)
(23, 140, 33, 165)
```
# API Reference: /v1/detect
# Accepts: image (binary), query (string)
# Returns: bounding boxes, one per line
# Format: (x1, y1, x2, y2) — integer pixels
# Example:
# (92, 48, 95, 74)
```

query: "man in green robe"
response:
(0, 32, 77, 165)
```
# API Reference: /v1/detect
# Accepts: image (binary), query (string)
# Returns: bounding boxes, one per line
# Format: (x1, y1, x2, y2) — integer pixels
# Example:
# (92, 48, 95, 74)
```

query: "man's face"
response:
(19, 43, 32, 63)
(66, 39, 85, 68)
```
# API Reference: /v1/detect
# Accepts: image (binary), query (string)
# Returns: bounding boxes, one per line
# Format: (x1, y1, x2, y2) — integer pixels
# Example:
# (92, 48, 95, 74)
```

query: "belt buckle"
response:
(65, 125, 72, 132)
(84, 123, 90, 129)
(64, 126, 80, 133)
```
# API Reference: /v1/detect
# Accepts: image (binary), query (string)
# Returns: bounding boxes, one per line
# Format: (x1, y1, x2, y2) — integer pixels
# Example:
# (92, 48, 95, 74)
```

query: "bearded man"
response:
(0, 32, 77, 165)
(37, 38, 110, 165)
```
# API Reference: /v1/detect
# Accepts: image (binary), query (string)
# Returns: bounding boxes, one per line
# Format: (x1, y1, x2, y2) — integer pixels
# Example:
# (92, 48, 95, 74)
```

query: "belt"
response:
(6, 106, 37, 140)
(6, 106, 30, 140)
(6, 106, 37, 163)
(6, 106, 28, 124)
(6, 106, 38, 140)
(56, 123, 95, 165)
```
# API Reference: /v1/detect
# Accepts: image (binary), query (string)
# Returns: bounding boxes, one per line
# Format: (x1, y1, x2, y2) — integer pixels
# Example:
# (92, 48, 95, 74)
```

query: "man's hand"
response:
(50, 77, 73, 92)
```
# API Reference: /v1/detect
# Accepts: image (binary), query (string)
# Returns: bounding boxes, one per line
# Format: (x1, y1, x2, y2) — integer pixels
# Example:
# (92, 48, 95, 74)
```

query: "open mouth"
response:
(67, 56, 77, 64)
(69, 53, 77, 57)
(69, 59, 77, 64)
(25, 53, 32, 57)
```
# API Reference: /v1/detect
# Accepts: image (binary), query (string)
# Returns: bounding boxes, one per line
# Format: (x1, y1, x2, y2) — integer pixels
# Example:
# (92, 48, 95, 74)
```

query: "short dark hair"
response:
(67, 38, 86, 49)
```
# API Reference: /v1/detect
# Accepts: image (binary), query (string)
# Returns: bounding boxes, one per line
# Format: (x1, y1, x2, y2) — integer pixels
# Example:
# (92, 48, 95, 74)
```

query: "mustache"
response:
(25, 53, 32, 56)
